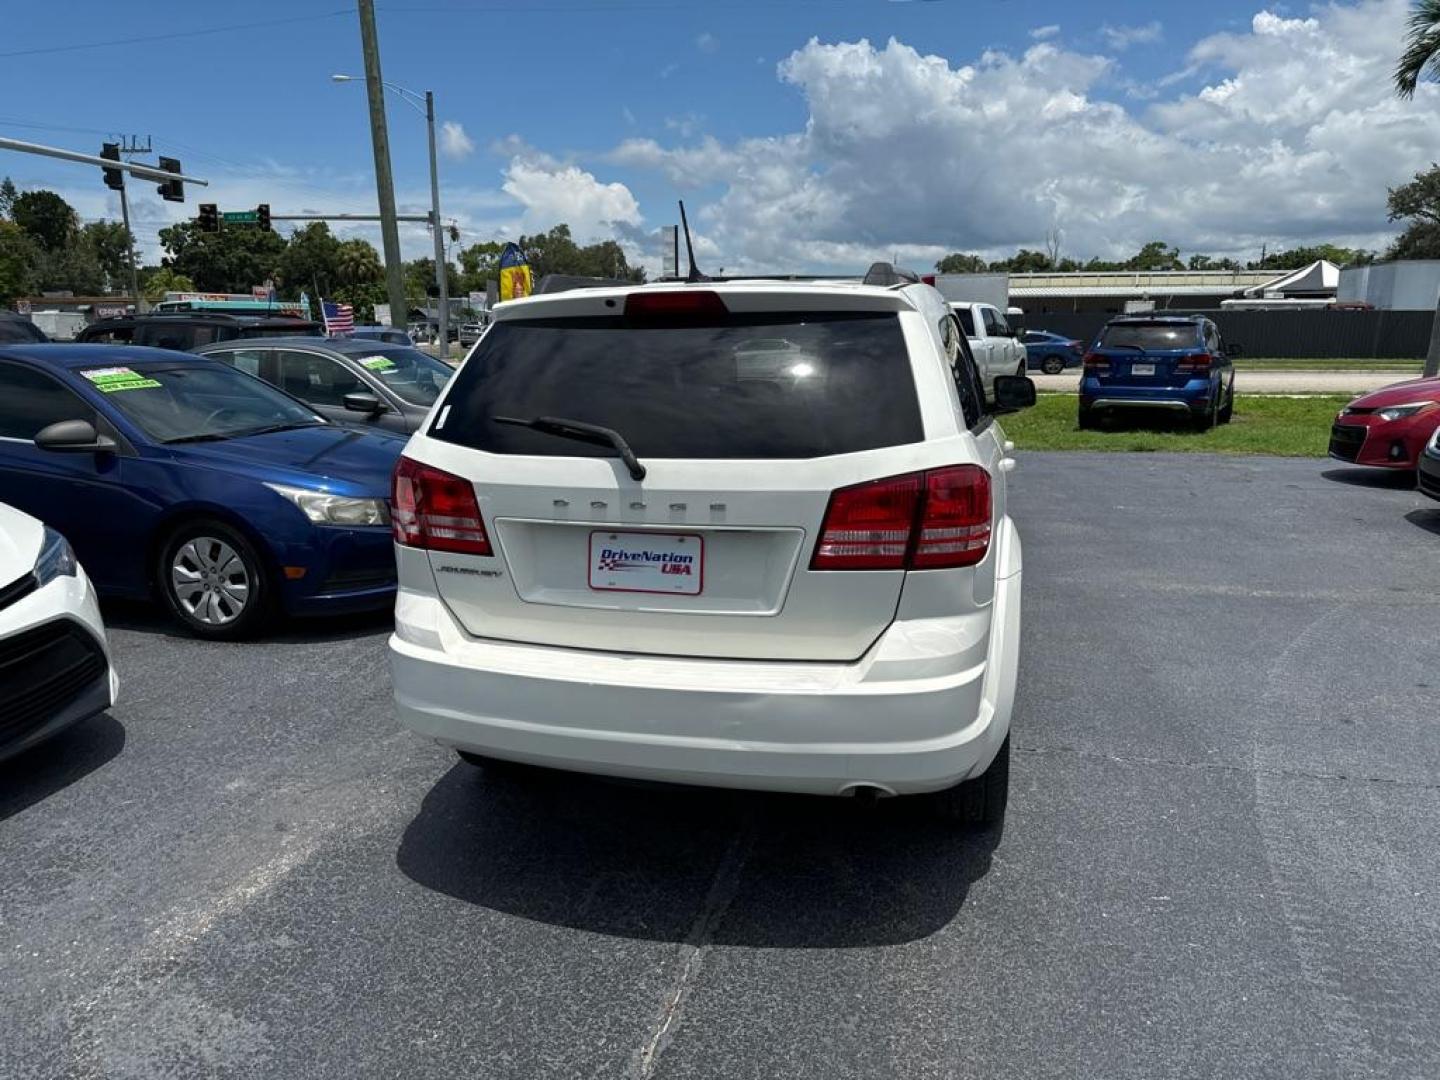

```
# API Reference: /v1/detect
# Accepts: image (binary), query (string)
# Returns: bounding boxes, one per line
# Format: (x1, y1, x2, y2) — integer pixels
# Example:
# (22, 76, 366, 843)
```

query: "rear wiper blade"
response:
(1100, 343, 1145, 352)
(492, 415, 647, 481)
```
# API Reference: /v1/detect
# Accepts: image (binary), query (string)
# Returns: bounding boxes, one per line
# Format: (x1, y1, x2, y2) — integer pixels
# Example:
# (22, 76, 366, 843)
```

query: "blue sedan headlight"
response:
(34, 526, 78, 587)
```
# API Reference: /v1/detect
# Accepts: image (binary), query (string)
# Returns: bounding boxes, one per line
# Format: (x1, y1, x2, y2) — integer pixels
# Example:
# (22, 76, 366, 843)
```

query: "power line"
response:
(0, 10, 350, 60)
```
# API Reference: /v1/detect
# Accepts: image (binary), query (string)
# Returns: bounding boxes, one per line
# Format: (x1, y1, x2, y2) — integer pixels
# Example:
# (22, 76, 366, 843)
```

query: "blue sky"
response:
(2, 1, 1435, 271)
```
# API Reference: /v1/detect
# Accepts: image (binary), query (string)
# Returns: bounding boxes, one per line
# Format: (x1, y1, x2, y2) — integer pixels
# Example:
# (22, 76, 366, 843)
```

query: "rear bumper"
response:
(1080, 378, 1213, 411)
(390, 530, 1022, 797)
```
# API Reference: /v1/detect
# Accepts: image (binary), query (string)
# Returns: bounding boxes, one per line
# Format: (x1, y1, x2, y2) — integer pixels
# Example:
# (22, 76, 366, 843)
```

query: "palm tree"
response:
(1396, 0, 1440, 97)
(336, 239, 383, 285)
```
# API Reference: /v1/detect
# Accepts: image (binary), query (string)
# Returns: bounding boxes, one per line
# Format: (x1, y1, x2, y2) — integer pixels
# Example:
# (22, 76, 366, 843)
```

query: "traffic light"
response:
(257, 204, 271, 231)
(100, 143, 124, 191)
(156, 156, 184, 202)
(197, 203, 219, 233)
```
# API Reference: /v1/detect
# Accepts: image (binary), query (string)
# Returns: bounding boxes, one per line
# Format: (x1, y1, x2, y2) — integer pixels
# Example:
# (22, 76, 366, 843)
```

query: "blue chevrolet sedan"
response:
(0, 345, 405, 639)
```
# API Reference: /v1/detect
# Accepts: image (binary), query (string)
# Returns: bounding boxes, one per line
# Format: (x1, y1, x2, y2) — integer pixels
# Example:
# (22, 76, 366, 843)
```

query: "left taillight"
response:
(810, 465, 991, 572)
(391, 455, 492, 555)
(1175, 353, 1214, 374)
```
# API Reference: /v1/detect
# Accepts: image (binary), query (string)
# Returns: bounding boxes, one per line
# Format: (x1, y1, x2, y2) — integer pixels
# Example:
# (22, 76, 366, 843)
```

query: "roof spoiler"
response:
(862, 262, 921, 287)
(534, 273, 634, 295)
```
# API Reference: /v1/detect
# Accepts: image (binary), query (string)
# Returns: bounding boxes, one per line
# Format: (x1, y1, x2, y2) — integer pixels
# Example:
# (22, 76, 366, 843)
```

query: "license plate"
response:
(589, 531, 703, 595)
(1131, 362, 1155, 376)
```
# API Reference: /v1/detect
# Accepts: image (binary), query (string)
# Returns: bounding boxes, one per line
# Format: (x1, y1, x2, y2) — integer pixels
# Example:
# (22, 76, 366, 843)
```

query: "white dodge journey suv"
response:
(389, 273, 1034, 827)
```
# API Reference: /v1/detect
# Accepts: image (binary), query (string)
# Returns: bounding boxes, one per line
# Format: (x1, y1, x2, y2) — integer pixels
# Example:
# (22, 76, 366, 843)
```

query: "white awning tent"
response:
(1241, 260, 1341, 299)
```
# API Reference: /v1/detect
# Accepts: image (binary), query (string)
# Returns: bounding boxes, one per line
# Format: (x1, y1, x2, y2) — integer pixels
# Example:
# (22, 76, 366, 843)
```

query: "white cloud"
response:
(501, 151, 641, 240)
(603, 1, 1440, 272)
(440, 121, 475, 160)
(696, 31, 719, 53)
(1101, 21, 1163, 50)
(1030, 25, 1061, 41)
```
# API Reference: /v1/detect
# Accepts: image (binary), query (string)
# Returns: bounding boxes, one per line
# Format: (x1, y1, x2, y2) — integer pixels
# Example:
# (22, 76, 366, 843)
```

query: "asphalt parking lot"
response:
(3, 452, 1438, 1080)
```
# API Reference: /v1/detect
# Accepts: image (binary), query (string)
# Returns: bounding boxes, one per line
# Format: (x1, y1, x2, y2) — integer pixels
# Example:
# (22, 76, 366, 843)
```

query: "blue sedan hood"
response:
(167, 424, 405, 497)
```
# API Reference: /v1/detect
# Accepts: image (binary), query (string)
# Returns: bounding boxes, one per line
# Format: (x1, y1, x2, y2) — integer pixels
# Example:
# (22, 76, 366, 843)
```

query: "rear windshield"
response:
(430, 312, 923, 459)
(1099, 322, 1200, 350)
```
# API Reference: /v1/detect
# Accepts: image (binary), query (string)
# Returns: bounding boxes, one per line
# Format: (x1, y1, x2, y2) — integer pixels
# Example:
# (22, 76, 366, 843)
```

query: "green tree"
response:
(458, 240, 503, 292)
(1395, 0, 1440, 97)
(934, 252, 988, 274)
(989, 249, 1053, 273)
(279, 222, 342, 296)
(0, 220, 38, 303)
(1386, 163, 1440, 258)
(1188, 254, 1241, 271)
(515, 224, 645, 282)
(158, 219, 287, 293)
(12, 189, 78, 251)
(402, 256, 460, 301)
(140, 265, 196, 302)
(80, 221, 136, 290)
(1124, 241, 1183, 271)
(336, 238, 383, 286)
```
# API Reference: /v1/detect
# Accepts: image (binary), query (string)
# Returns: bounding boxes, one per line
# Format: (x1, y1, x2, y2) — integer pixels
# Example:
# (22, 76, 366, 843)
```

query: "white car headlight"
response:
(264, 483, 391, 527)
(1376, 401, 1433, 422)
(33, 526, 78, 587)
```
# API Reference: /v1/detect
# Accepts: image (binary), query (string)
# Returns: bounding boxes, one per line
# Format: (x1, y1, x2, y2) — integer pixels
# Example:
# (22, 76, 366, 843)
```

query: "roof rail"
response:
(862, 262, 921, 287)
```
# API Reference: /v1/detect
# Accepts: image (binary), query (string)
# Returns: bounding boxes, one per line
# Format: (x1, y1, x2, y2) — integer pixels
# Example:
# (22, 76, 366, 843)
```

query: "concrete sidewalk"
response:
(1032, 369, 1419, 395)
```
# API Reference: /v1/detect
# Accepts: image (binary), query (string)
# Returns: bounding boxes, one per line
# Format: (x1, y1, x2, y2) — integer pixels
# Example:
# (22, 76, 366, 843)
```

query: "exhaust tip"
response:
(839, 782, 897, 802)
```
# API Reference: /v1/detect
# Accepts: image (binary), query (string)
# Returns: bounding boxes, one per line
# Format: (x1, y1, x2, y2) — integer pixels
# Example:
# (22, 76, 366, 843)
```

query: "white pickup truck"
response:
(950, 302, 1027, 398)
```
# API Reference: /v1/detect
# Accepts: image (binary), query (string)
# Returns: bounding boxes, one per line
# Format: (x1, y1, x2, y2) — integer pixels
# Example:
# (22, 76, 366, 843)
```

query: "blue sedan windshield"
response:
(77, 363, 323, 444)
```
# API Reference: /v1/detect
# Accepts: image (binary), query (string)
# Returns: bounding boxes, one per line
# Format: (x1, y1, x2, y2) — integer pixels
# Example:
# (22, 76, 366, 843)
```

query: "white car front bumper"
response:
(390, 543, 1021, 798)
(0, 566, 118, 762)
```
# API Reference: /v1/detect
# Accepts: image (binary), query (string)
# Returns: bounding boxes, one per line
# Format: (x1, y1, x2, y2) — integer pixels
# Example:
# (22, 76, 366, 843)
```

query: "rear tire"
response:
(1077, 407, 1098, 430)
(1219, 379, 1234, 423)
(921, 735, 1009, 828)
(1042, 355, 1065, 375)
(1193, 391, 1217, 432)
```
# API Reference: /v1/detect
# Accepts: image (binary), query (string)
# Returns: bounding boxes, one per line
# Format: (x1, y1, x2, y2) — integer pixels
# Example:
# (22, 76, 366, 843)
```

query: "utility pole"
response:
(115, 137, 150, 312)
(424, 90, 449, 358)
(357, 0, 407, 328)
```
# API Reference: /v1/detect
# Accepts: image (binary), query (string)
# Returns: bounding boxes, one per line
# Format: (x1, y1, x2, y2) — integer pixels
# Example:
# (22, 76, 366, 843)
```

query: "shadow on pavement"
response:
(397, 762, 999, 948)
(1320, 467, 1417, 490)
(100, 598, 392, 645)
(1404, 508, 1440, 535)
(0, 712, 126, 823)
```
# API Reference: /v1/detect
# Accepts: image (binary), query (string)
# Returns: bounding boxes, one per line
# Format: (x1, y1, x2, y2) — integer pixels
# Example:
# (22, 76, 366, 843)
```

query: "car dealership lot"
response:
(2, 453, 1437, 1080)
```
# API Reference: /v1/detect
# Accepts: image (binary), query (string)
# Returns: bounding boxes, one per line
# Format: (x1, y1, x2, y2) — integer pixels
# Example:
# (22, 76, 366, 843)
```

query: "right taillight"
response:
(1083, 353, 1110, 375)
(811, 465, 991, 572)
(391, 455, 492, 556)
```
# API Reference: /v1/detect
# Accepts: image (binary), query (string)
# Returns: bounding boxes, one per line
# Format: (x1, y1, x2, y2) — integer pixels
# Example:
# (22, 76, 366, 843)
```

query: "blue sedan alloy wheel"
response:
(158, 520, 270, 640)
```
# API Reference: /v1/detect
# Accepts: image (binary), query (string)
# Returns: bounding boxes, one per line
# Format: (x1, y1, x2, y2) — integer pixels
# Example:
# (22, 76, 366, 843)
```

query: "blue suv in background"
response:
(0, 345, 405, 639)
(1078, 315, 1240, 431)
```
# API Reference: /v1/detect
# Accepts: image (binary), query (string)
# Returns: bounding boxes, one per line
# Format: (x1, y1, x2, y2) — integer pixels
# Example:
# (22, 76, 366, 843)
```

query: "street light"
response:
(332, 73, 450, 358)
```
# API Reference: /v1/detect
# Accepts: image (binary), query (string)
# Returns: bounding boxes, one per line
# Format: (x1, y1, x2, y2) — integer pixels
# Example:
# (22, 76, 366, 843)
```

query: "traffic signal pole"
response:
(116, 175, 141, 311)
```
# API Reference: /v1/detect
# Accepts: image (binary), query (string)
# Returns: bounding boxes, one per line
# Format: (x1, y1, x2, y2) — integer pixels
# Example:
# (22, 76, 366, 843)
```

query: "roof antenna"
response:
(678, 200, 706, 283)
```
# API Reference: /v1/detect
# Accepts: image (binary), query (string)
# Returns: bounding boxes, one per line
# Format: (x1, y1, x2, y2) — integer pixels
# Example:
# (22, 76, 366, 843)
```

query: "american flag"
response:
(322, 300, 354, 336)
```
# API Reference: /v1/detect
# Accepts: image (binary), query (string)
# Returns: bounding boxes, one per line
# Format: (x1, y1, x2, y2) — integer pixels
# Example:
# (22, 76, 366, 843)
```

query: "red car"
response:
(1328, 376, 1440, 469)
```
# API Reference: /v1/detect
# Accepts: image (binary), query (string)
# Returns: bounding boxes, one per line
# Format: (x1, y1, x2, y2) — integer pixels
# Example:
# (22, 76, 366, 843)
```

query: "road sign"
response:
(222, 210, 258, 224)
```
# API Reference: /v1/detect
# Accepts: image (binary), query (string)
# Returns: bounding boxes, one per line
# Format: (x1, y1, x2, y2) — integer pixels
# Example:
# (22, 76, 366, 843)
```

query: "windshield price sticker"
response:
(359, 356, 397, 373)
(588, 531, 703, 595)
(80, 366, 161, 392)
